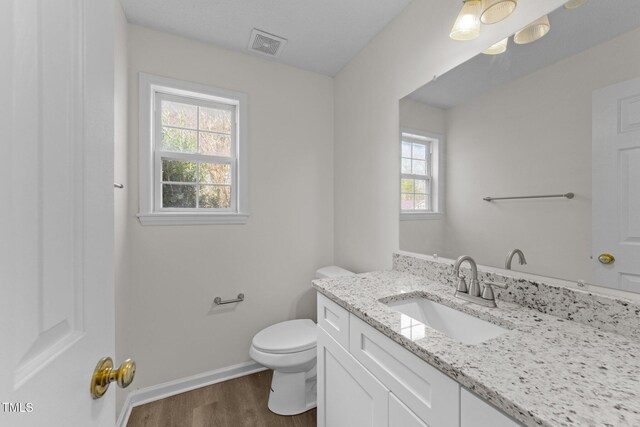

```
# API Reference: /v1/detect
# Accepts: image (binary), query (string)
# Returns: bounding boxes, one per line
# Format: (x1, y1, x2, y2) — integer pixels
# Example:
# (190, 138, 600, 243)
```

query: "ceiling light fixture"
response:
(482, 37, 509, 55)
(480, 0, 517, 24)
(564, 0, 588, 10)
(514, 15, 550, 44)
(450, 0, 482, 41)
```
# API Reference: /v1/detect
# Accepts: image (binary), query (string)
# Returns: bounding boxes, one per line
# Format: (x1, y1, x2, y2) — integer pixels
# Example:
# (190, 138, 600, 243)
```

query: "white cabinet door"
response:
(389, 393, 428, 427)
(317, 327, 389, 427)
(461, 389, 523, 427)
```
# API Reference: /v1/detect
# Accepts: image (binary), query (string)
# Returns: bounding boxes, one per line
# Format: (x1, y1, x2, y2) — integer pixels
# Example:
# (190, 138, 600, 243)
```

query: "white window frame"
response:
(137, 73, 249, 225)
(400, 128, 444, 221)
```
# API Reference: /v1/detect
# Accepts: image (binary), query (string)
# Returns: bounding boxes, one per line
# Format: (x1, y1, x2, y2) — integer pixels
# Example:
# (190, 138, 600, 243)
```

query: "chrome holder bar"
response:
(114, 183, 124, 189)
(483, 192, 574, 202)
(214, 293, 245, 305)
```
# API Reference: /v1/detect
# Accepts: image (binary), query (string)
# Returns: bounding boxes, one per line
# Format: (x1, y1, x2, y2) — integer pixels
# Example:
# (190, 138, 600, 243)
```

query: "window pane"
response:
(199, 106, 232, 133)
(162, 184, 196, 208)
(415, 194, 428, 210)
(401, 194, 414, 210)
(162, 159, 197, 182)
(402, 142, 412, 158)
(161, 127, 197, 153)
(413, 143, 426, 160)
(401, 159, 412, 174)
(200, 185, 231, 209)
(199, 163, 231, 185)
(161, 100, 197, 129)
(200, 132, 231, 156)
(412, 159, 426, 176)
(415, 179, 427, 194)
(401, 179, 414, 193)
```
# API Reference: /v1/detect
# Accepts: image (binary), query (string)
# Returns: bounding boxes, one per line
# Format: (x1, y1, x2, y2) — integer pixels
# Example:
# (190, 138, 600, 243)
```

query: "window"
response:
(138, 74, 248, 225)
(400, 129, 444, 220)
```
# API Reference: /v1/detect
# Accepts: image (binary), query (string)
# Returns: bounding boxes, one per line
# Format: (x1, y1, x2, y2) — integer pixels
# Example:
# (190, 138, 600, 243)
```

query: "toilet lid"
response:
(252, 319, 317, 354)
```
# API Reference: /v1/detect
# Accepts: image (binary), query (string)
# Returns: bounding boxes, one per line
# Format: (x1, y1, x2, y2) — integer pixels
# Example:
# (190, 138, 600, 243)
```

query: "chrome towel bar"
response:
(214, 293, 245, 305)
(483, 192, 574, 202)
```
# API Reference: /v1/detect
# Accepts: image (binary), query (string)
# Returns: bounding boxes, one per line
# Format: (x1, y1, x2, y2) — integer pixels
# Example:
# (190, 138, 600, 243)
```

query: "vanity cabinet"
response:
(317, 327, 388, 427)
(316, 293, 523, 427)
(389, 393, 428, 427)
(460, 389, 521, 427)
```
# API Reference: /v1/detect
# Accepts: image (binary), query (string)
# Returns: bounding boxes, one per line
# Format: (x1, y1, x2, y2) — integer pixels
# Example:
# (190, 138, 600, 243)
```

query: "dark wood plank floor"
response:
(127, 370, 317, 427)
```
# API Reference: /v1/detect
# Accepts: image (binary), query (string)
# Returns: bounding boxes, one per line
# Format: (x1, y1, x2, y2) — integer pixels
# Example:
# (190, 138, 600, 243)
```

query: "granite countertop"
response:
(312, 270, 640, 427)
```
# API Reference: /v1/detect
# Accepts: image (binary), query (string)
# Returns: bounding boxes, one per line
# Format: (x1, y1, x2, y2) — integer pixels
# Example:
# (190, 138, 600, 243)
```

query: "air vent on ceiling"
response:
(248, 29, 287, 57)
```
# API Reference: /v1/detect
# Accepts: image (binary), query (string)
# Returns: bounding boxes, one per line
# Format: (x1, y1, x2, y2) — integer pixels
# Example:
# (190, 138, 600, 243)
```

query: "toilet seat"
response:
(252, 319, 316, 354)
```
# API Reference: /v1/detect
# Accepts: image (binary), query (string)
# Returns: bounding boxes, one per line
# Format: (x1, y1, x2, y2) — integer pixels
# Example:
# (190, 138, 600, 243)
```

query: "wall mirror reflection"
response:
(399, 0, 640, 293)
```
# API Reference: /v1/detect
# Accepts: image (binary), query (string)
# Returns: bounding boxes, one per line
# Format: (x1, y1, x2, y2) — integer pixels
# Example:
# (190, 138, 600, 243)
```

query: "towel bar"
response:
(483, 192, 573, 202)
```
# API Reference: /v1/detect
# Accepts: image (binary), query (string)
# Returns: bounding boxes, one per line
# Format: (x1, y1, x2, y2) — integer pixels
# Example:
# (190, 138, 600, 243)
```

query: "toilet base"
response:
(267, 370, 317, 416)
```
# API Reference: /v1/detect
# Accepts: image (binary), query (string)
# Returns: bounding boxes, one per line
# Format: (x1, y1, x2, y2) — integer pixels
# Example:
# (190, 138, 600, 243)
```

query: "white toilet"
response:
(249, 266, 354, 416)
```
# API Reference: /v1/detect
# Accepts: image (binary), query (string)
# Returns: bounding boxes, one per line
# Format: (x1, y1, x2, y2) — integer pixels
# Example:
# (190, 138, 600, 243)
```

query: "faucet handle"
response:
(481, 281, 496, 302)
(455, 275, 468, 294)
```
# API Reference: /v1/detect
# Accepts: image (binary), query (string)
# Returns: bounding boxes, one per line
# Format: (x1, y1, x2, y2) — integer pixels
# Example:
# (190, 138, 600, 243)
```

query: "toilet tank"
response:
(315, 266, 355, 279)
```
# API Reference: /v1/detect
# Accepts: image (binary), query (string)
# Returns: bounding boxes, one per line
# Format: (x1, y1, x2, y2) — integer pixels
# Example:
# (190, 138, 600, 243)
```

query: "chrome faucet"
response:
(505, 249, 527, 270)
(452, 255, 496, 308)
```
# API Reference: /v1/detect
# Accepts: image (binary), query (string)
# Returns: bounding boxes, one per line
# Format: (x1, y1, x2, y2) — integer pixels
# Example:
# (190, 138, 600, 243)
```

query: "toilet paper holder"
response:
(214, 293, 245, 305)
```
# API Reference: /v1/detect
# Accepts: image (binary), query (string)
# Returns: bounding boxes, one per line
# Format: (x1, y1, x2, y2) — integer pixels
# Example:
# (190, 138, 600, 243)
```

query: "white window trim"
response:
(137, 73, 249, 225)
(400, 127, 445, 221)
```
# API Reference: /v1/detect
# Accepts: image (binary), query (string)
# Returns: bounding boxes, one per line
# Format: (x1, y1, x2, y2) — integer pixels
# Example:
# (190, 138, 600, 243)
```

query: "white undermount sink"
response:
(385, 298, 508, 345)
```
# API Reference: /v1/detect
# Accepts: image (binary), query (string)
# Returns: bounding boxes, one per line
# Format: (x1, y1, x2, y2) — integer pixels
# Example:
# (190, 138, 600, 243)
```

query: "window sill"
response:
(137, 212, 249, 226)
(400, 212, 444, 221)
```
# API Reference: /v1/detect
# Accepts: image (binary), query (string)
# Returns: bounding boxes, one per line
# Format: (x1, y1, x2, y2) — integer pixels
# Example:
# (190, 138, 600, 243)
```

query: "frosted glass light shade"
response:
(480, 0, 517, 24)
(514, 15, 550, 44)
(450, 0, 482, 41)
(482, 37, 508, 55)
(564, 0, 588, 9)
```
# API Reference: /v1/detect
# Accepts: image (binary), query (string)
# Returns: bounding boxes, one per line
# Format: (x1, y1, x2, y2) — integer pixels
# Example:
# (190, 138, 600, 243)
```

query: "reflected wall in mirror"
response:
(399, 0, 640, 293)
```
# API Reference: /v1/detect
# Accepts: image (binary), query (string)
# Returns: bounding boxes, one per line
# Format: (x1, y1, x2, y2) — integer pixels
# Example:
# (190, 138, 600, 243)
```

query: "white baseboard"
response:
(116, 361, 266, 427)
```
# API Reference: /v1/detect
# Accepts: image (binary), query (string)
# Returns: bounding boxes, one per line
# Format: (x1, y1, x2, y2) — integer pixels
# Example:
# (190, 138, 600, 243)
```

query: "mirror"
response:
(399, 0, 640, 292)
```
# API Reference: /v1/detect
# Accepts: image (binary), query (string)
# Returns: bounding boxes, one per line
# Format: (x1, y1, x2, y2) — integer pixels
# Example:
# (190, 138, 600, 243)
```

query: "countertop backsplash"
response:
(393, 252, 640, 341)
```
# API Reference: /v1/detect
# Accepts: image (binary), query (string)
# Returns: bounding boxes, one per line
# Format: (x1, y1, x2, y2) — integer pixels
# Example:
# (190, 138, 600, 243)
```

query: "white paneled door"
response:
(593, 77, 640, 292)
(0, 0, 115, 426)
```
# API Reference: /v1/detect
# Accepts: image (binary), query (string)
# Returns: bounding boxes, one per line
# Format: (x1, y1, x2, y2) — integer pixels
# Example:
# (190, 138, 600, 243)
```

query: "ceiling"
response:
(120, 0, 413, 76)
(409, 0, 640, 109)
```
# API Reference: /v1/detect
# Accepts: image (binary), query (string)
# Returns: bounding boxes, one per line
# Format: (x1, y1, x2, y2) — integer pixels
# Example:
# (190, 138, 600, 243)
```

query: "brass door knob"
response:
(598, 253, 615, 265)
(90, 357, 136, 399)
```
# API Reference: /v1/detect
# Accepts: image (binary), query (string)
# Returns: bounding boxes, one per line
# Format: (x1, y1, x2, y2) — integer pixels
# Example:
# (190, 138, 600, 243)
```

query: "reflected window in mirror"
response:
(400, 129, 444, 220)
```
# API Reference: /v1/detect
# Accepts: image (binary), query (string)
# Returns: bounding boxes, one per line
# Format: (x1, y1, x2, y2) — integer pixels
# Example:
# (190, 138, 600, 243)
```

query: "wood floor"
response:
(127, 370, 317, 427)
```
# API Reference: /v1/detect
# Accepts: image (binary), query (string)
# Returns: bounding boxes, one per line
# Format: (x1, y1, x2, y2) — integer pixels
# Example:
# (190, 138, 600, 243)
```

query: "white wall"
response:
(113, 0, 129, 412)
(398, 98, 448, 255)
(333, 0, 567, 273)
(399, 26, 640, 283)
(122, 25, 334, 392)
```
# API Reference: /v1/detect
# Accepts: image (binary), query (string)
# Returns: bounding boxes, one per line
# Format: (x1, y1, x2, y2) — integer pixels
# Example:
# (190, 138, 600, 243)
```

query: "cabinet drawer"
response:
(317, 293, 350, 350)
(350, 314, 460, 427)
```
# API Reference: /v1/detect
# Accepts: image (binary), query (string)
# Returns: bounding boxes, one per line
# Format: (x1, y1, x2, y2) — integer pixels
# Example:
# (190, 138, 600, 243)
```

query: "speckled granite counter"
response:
(312, 270, 640, 427)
